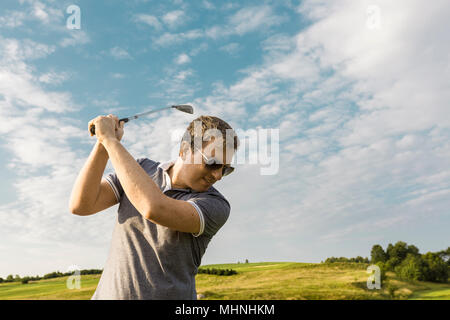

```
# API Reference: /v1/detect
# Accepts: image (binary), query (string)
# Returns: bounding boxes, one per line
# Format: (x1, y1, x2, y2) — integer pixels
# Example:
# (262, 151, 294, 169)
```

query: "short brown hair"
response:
(181, 115, 239, 153)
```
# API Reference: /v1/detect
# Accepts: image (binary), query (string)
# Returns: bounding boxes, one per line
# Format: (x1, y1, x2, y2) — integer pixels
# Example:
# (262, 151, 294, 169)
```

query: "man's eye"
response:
(207, 164, 223, 170)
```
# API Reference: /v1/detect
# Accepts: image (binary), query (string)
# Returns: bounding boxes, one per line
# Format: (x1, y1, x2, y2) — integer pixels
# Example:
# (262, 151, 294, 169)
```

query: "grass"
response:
(0, 262, 448, 300)
(0, 275, 100, 300)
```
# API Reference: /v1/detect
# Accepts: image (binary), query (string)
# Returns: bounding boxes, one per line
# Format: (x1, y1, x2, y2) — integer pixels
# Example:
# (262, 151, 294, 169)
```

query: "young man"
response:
(69, 114, 239, 300)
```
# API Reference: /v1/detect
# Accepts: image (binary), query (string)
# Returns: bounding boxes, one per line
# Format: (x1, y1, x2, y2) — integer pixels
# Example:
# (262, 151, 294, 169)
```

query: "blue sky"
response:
(0, 0, 449, 278)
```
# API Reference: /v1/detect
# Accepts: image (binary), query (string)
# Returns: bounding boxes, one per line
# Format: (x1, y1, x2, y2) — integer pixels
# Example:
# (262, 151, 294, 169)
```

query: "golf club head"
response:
(173, 104, 194, 114)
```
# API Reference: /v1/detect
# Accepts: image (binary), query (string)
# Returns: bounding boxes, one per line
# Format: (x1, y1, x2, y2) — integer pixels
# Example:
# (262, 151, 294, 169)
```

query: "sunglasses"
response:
(195, 147, 235, 177)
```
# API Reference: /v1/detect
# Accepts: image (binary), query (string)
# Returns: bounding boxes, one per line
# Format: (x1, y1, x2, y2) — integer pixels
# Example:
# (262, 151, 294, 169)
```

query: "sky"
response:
(0, 0, 449, 278)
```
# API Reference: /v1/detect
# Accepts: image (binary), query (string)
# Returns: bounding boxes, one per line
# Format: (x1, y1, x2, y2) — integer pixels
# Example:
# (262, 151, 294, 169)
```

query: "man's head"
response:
(176, 115, 239, 192)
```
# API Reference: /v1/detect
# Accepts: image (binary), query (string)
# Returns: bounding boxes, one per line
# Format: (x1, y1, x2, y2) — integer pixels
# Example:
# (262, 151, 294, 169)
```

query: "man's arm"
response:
(101, 137, 201, 234)
(69, 141, 118, 215)
(69, 115, 124, 216)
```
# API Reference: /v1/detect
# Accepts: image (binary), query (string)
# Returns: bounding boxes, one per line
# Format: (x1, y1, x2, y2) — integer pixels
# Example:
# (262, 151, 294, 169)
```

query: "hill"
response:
(0, 262, 448, 300)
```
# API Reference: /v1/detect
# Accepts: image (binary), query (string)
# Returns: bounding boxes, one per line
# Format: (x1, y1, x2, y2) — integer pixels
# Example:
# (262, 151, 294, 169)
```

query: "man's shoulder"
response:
(193, 186, 230, 208)
(136, 157, 160, 172)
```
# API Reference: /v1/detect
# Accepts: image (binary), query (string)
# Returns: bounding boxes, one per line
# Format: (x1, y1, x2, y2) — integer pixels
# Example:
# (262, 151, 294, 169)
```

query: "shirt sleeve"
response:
(103, 158, 147, 203)
(188, 195, 231, 239)
(103, 172, 123, 202)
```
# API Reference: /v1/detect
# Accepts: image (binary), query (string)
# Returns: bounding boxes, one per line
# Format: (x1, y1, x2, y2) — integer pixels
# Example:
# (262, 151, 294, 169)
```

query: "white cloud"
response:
(153, 5, 287, 46)
(162, 10, 186, 29)
(228, 5, 286, 35)
(111, 73, 126, 79)
(1, 37, 56, 61)
(0, 11, 26, 28)
(59, 30, 90, 48)
(0, 38, 74, 113)
(13, 0, 64, 25)
(202, 0, 215, 10)
(133, 14, 162, 30)
(219, 42, 241, 56)
(189, 43, 208, 56)
(109, 46, 132, 60)
(153, 29, 203, 47)
(38, 71, 70, 85)
(175, 53, 191, 64)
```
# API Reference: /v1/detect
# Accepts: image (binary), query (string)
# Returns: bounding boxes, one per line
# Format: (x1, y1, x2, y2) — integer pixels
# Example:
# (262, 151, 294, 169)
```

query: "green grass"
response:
(0, 275, 100, 300)
(409, 288, 450, 300)
(0, 262, 448, 300)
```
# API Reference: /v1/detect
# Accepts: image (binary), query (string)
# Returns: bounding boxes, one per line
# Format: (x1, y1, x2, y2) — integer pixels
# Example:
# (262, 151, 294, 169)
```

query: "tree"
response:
(407, 244, 420, 256)
(386, 243, 394, 260)
(371, 245, 387, 263)
(245, 259, 249, 264)
(395, 254, 425, 281)
(391, 241, 409, 261)
(421, 252, 448, 283)
(437, 247, 450, 266)
(6, 275, 13, 282)
(375, 261, 387, 282)
(386, 241, 412, 270)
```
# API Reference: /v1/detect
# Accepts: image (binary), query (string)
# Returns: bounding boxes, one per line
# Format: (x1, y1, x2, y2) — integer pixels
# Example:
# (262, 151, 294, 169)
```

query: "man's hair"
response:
(181, 115, 239, 154)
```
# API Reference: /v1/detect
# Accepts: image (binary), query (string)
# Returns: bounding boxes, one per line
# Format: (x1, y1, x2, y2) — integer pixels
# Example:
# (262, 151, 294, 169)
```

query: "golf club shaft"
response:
(89, 105, 192, 136)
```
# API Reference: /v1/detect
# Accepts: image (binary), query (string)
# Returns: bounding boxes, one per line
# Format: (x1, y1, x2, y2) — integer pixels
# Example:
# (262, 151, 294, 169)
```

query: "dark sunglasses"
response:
(195, 147, 235, 176)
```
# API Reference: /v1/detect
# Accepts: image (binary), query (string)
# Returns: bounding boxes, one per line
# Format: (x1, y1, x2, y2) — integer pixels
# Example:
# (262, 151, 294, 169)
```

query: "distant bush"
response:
(79, 269, 103, 275)
(324, 256, 369, 264)
(198, 268, 237, 276)
(1, 269, 103, 283)
(21, 277, 30, 284)
(43, 271, 64, 279)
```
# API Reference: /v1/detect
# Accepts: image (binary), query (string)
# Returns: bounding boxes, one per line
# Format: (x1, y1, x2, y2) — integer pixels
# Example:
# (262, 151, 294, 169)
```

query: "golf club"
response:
(89, 104, 194, 136)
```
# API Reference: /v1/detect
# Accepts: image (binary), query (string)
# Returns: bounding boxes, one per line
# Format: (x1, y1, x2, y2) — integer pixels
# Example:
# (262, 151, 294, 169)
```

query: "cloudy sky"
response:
(0, 0, 449, 278)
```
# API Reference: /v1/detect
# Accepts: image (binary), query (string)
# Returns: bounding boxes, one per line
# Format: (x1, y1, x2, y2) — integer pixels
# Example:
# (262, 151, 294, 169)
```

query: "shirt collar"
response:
(157, 160, 176, 172)
(157, 159, 194, 193)
(157, 160, 175, 192)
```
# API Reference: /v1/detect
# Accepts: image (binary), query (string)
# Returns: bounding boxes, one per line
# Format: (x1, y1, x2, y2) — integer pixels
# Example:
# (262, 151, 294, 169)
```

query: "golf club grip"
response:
(89, 118, 129, 136)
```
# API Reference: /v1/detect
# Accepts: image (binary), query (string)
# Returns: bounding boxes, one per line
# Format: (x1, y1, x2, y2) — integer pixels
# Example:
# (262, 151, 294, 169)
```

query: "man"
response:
(69, 114, 239, 300)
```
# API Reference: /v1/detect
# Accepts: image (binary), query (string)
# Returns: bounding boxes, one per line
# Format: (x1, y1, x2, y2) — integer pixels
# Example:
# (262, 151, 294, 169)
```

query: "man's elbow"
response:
(142, 199, 163, 221)
(69, 201, 90, 216)
(69, 205, 84, 216)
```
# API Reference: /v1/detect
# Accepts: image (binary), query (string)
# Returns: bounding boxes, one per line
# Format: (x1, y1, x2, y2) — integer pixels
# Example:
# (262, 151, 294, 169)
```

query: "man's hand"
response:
(88, 114, 124, 143)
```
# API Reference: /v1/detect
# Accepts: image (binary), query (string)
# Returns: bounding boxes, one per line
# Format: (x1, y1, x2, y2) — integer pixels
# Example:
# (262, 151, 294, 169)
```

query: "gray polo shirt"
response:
(91, 158, 231, 300)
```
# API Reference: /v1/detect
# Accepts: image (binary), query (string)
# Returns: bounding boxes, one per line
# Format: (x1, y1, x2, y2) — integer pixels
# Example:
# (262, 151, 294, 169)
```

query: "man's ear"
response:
(180, 141, 191, 160)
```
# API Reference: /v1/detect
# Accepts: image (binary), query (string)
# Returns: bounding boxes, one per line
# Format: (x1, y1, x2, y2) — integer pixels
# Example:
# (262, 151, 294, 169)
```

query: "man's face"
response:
(182, 139, 234, 192)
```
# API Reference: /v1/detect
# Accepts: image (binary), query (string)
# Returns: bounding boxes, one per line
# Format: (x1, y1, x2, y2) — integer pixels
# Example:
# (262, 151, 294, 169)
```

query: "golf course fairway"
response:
(0, 262, 448, 300)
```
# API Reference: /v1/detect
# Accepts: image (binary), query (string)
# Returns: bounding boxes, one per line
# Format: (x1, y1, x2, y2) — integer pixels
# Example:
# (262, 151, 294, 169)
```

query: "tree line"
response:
(323, 256, 370, 264)
(197, 268, 238, 276)
(0, 269, 103, 284)
(371, 242, 449, 283)
(322, 241, 449, 283)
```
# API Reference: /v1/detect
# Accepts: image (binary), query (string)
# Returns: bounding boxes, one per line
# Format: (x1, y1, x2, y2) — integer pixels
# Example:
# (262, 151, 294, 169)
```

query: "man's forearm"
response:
(69, 141, 109, 212)
(101, 137, 163, 219)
